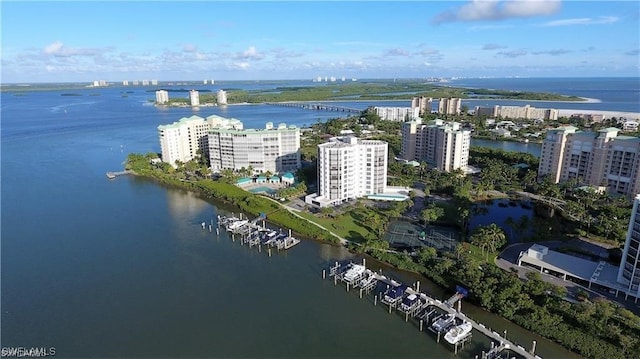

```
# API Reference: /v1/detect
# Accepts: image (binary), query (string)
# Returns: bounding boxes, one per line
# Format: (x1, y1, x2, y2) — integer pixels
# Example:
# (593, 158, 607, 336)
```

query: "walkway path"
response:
(261, 196, 350, 245)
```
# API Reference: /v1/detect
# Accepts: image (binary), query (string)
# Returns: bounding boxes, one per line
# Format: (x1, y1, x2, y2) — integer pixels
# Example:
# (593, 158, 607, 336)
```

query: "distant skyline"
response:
(1, 1, 639, 83)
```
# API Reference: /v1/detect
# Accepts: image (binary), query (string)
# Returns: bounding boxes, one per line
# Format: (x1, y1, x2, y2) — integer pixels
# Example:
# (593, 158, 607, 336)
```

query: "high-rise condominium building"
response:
(438, 98, 461, 115)
(189, 90, 200, 106)
(208, 121, 300, 174)
(158, 115, 223, 167)
(401, 119, 470, 172)
(305, 137, 388, 207)
(538, 126, 640, 197)
(217, 90, 228, 105)
(373, 107, 419, 122)
(411, 96, 433, 115)
(618, 194, 640, 301)
(155, 90, 169, 104)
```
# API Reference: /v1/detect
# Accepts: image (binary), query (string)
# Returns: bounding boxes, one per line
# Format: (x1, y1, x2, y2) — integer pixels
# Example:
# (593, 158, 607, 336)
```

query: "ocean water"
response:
(447, 77, 640, 113)
(0, 80, 617, 358)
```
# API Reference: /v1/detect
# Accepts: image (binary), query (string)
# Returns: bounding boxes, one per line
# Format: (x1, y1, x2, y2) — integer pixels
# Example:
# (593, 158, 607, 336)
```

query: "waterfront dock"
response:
(325, 259, 542, 358)
(106, 170, 131, 179)
(214, 213, 301, 252)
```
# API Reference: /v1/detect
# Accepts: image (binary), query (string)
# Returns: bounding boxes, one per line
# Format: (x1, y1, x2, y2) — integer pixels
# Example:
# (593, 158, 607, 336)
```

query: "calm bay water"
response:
(471, 138, 542, 157)
(0, 83, 594, 358)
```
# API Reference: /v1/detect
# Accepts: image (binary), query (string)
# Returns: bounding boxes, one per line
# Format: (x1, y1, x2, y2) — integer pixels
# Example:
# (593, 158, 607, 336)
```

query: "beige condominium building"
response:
(158, 115, 239, 167)
(305, 136, 388, 208)
(411, 96, 433, 115)
(401, 119, 470, 172)
(208, 121, 300, 174)
(438, 98, 461, 115)
(538, 126, 640, 197)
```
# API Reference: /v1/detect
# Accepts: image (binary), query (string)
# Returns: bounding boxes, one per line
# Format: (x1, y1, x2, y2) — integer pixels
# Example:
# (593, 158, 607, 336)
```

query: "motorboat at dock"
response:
(430, 313, 456, 333)
(444, 321, 473, 345)
(342, 263, 366, 285)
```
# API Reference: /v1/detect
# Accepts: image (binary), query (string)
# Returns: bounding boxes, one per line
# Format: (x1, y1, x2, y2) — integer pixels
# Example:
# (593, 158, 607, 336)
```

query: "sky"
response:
(1, 0, 639, 83)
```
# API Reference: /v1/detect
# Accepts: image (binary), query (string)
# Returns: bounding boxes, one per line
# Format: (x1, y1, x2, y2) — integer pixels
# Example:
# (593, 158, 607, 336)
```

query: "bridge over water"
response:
(266, 102, 363, 114)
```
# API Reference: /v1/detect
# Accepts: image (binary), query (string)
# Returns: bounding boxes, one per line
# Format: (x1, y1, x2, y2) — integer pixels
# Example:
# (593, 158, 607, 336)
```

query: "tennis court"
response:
(383, 220, 460, 252)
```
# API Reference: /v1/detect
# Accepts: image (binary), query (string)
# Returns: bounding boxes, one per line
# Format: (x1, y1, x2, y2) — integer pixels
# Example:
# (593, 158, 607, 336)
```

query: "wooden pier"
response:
(326, 259, 541, 359)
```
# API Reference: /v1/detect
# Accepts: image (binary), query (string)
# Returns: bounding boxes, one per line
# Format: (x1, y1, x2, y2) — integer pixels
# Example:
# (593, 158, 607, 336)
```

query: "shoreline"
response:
(557, 108, 640, 120)
(153, 97, 640, 122)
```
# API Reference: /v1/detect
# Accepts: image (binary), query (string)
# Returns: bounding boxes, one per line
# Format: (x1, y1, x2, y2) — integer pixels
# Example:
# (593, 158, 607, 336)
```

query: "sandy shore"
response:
(557, 108, 640, 120)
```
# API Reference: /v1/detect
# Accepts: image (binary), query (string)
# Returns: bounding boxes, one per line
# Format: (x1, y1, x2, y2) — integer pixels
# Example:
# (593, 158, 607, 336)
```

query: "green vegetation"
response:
(126, 153, 340, 243)
(224, 80, 584, 104)
(126, 101, 637, 359)
(355, 241, 640, 359)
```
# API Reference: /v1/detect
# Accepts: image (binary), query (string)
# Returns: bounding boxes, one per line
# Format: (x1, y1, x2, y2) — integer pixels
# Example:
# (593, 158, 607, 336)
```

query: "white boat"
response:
(430, 313, 456, 333)
(226, 219, 248, 231)
(358, 271, 377, 288)
(444, 321, 473, 345)
(343, 263, 366, 284)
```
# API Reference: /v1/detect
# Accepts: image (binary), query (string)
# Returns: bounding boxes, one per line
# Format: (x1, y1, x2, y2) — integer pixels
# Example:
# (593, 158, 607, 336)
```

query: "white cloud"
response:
(384, 48, 410, 57)
(44, 41, 64, 55)
(182, 44, 198, 53)
(497, 50, 528, 58)
(235, 46, 263, 60)
(234, 62, 250, 69)
(433, 0, 561, 24)
(42, 41, 105, 57)
(541, 16, 619, 27)
(483, 43, 507, 50)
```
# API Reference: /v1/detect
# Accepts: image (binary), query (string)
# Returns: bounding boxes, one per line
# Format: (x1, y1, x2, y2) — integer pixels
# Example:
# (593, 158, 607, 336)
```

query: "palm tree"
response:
(484, 223, 507, 253)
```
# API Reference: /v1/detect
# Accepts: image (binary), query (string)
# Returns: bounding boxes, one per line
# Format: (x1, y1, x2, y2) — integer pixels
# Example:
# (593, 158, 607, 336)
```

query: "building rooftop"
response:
(519, 244, 599, 280)
(158, 115, 206, 130)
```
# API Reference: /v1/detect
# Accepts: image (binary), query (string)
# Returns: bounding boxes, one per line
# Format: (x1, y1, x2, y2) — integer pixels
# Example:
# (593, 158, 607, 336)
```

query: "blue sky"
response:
(1, 1, 639, 83)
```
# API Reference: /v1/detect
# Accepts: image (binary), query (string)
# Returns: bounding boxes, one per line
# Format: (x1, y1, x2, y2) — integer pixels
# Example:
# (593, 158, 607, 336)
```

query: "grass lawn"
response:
(295, 210, 372, 242)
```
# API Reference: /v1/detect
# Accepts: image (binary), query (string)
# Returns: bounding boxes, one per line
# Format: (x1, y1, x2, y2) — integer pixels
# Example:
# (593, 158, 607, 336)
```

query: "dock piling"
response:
(419, 319, 423, 331)
(323, 269, 326, 279)
(531, 340, 536, 355)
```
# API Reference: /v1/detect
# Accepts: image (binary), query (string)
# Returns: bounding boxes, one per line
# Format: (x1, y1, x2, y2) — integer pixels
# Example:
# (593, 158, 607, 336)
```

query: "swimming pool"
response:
(367, 193, 409, 201)
(248, 186, 277, 195)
